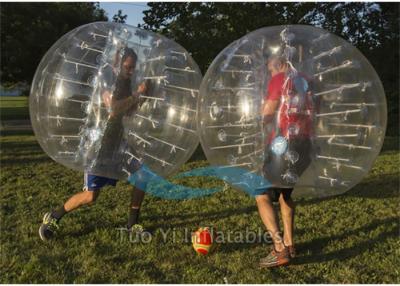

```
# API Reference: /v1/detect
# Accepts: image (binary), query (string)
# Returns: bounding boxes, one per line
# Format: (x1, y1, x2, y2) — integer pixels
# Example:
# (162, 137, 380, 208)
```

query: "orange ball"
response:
(192, 227, 213, 255)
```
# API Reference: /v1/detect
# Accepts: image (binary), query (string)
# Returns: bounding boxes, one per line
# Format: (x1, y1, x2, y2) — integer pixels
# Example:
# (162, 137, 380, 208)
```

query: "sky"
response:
(99, 2, 149, 26)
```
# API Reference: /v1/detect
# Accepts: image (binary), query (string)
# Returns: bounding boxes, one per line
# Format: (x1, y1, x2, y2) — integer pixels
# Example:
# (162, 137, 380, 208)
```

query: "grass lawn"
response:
(0, 96, 29, 121)
(0, 130, 399, 283)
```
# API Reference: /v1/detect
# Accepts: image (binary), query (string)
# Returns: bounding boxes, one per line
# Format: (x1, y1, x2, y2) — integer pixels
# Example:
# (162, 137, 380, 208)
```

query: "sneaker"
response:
(259, 247, 290, 268)
(39, 212, 60, 241)
(128, 224, 144, 234)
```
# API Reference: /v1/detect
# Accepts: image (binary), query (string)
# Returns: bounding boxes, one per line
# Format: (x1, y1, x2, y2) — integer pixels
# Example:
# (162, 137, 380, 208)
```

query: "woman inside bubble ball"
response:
(257, 53, 315, 268)
(39, 47, 150, 241)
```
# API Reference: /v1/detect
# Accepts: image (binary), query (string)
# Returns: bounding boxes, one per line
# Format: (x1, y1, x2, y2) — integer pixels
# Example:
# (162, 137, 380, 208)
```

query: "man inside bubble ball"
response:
(39, 47, 149, 241)
(257, 54, 314, 268)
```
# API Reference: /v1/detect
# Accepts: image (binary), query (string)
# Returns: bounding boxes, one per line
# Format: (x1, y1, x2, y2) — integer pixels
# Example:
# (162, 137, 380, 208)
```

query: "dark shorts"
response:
(83, 155, 146, 192)
(267, 187, 294, 202)
(263, 137, 312, 186)
(84, 173, 117, 191)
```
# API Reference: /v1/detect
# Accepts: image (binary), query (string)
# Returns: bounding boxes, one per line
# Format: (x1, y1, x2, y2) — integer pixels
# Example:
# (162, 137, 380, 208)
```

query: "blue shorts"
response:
(84, 173, 118, 191)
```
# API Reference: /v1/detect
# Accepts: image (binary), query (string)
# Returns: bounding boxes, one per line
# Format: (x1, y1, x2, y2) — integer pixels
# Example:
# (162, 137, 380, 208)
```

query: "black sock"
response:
(127, 208, 140, 228)
(51, 206, 67, 221)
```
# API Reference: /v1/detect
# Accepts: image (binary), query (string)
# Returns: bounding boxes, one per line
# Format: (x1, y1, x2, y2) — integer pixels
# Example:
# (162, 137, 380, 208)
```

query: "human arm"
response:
(136, 80, 150, 108)
(262, 99, 280, 125)
(110, 82, 149, 117)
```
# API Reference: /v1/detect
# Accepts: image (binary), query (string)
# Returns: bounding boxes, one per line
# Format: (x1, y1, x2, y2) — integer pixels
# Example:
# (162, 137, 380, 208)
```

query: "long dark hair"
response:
(115, 47, 137, 86)
(121, 47, 137, 66)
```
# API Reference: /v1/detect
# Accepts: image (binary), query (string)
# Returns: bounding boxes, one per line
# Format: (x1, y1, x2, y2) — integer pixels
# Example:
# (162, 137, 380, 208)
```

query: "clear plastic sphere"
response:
(197, 25, 387, 198)
(30, 22, 201, 180)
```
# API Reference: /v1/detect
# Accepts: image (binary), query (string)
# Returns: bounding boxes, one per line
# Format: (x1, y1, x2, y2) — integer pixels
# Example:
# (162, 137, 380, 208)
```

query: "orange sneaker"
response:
(259, 247, 290, 268)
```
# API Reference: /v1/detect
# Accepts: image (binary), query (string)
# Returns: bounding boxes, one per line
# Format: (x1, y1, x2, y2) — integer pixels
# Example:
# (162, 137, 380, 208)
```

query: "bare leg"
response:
(130, 186, 145, 208)
(64, 189, 100, 212)
(279, 193, 295, 247)
(39, 188, 100, 241)
(127, 186, 146, 228)
(256, 194, 285, 251)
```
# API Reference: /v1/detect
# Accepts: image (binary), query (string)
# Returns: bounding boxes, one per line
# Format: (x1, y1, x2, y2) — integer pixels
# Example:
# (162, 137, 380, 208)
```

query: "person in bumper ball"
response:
(257, 54, 315, 268)
(39, 47, 148, 241)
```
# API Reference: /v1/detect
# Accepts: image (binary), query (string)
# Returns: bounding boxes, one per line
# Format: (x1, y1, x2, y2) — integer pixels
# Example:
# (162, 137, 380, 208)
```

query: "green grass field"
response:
(0, 130, 399, 283)
(0, 96, 29, 121)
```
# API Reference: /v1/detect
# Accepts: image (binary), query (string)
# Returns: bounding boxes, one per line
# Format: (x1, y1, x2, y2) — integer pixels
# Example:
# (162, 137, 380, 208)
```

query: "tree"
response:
(305, 3, 399, 135)
(142, 2, 399, 135)
(112, 9, 127, 23)
(143, 2, 317, 73)
(0, 2, 108, 84)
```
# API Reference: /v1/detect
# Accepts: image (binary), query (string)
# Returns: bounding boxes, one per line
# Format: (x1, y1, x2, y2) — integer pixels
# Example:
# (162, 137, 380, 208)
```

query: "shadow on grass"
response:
(146, 205, 257, 230)
(64, 222, 117, 239)
(61, 173, 398, 239)
(344, 173, 399, 199)
(61, 205, 258, 240)
(0, 137, 49, 165)
(295, 173, 400, 206)
(1, 156, 51, 166)
(292, 217, 398, 265)
(216, 236, 271, 254)
(0, 138, 41, 157)
(0, 129, 34, 136)
(0, 139, 39, 149)
(145, 204, 255, 222)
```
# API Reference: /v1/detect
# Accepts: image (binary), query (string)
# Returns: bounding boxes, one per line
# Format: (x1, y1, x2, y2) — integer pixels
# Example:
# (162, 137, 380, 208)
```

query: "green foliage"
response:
(1, 3, 398, 134)
(112, 9, 127, 24)
(142, 2, 399, 136)
(308, 3, 400, 136)
(143, 2, 316, 74)
(0, 131, 399, 283)
(0, 2, 108, 84)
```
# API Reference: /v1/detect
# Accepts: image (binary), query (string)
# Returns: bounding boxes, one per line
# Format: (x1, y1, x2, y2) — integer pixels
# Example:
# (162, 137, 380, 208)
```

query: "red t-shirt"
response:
(265, 72, 314, 141)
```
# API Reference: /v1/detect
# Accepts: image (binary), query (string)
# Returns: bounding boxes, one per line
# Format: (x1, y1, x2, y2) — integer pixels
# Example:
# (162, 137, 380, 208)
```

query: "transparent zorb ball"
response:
(30, 22, 201, 180)
(197, 25, 387, 198)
